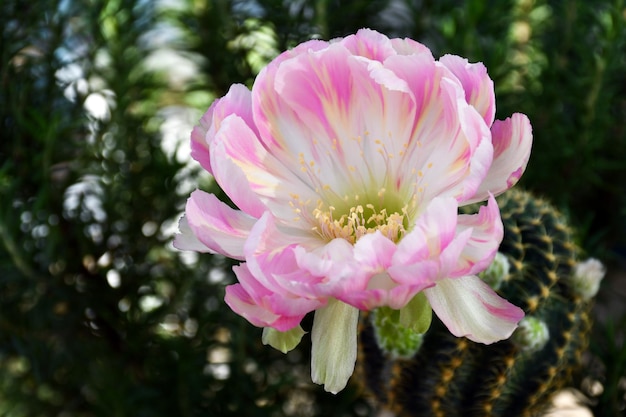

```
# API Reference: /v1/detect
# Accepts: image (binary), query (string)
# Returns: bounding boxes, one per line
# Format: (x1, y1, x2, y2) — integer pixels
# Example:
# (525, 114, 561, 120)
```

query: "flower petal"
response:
(310, 298, 360, 394)
(468, 113, 533, 203)
(333, 232, 417, 310)
(243, 211, 322, 299)
(191, 84, 255, 174)
(172, 215, 212, 252)
(452, 194, 503, 277)
(213, 114, 319, 223)
(209, 118, 266, 218)
(339, 28, 397, 62)
(392, 197, 459, 268)
(290, 238, 355, 299)
(184, 190, 257, 260)
(233, 263, 323, 322)
(390, 36, 433, 57)
(254, 41, 419, 205)
(383, 54, 492, 204)
(224, 284, 290, 329)
(439, 54, 496, 126)
(424, 275, 524, 344)
(225, 263, 323, 332)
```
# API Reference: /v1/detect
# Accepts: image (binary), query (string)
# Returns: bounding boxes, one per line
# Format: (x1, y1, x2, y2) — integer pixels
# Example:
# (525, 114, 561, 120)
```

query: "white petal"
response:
(310, 299, 360, 394)
(424, 275, 524, 344)
(172, 215, 212, 252)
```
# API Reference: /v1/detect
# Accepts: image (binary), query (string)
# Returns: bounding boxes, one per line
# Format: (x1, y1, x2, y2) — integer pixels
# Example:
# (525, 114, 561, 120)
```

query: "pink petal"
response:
(339, 28, 397, 62)
(224, 283, 305, 331)
(335, 232, 408, 309)
(172, 215, 212, 252)
(212, 115, 319, 223)
(209, 118, 266, 218)
(468, 113, 533, 203)
(290, 240, 357, 300)
(224, 284, 282, 327)
(252, 39, 329, 150)
(253, 41, 419, 201)
(424, 275, 524, 344)
(452, 194, 503, 277)
(383, 54, 492, 204)
(184, 190, 257, 260)
(353, 231, 397, 272)
(191, 84, 255, 174)
(291, 233, 430, 311)
(439, 55, 496, 126)
(295, 238, 354, 278)
(389, 37, 433, 57)
(243, 212, 321, 296)
(231, 264, 323, 329)
(392, 197, 459, 268)
(383, 196, 503, 308)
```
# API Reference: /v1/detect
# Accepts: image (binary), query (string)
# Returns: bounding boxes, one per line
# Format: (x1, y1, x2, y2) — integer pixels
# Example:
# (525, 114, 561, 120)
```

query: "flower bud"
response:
(478, 252, 510, 290)
(569, 258, 605, 300)
(512, 316, 550, 353)
(372, 293, 432, 358)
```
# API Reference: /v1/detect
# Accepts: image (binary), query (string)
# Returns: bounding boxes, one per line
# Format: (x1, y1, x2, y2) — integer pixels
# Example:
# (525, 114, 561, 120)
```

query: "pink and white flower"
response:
(175, 29, 532, 393)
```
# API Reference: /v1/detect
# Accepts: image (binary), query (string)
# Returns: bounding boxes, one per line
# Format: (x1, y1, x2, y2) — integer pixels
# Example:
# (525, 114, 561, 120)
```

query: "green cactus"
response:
(357, 189, 597, 417)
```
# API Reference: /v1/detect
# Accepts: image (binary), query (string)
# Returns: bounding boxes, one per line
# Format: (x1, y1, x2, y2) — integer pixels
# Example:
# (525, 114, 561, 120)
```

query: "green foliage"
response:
(358, 189, 593, 417)
(1, 0, 625, 416)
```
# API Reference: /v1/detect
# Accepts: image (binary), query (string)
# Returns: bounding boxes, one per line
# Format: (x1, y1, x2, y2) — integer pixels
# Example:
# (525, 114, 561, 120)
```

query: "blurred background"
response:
(1, 0, 625, 416)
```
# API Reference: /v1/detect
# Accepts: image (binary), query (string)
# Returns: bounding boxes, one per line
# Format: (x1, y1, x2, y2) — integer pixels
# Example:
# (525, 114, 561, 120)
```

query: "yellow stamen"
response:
(312, 199, 409, 244)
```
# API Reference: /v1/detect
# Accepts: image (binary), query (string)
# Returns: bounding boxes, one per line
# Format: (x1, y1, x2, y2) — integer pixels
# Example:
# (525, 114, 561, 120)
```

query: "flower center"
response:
(312, 202, 409, 244)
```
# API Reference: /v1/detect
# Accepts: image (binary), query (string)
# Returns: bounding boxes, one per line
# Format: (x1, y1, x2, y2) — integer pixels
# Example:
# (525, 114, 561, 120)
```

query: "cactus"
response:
(357, 189, 597, 417)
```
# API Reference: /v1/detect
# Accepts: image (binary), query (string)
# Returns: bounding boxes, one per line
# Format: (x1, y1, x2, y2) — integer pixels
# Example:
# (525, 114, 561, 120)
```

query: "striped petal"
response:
(391, 197, 459, 270)
(191, 84, 255, 174)
(451, 194, 504, 277)
(339, 28, 397, 62)
(212, 115, 318, 222)
(468, 113, 533, 203)
(253, 41, 419, 203)
(226, 264, 322, 331)
(383, 53, 493, 205)
(224, 283, 305, 331)
(424, 275, 524, 344)
(172, 215, 212, 252)
(184, 190, 257, 260)
(439, 54, 496, 126)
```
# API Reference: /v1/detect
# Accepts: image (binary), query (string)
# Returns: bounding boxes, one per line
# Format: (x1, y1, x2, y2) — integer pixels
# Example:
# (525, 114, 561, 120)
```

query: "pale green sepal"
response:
(373, 293, 432, 358)
(478, 251, 510, 290)
(262, 326, 306, 354)
(399, 291, 432, 333)
(310, 299, 359, 394)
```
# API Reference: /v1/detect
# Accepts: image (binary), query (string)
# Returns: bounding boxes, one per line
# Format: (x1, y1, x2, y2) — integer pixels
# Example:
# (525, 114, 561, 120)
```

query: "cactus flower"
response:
(175, 29, 532, 393)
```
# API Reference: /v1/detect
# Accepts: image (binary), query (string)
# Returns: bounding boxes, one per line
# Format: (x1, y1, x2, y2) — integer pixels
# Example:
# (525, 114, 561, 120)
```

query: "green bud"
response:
(512, 316, 550, 353)
(478, 252, 510, 290)
(372, 293, 432, 358)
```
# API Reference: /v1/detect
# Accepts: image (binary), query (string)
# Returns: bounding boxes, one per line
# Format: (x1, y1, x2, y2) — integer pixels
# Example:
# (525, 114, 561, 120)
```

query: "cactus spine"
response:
(357, 189, 594, 417)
